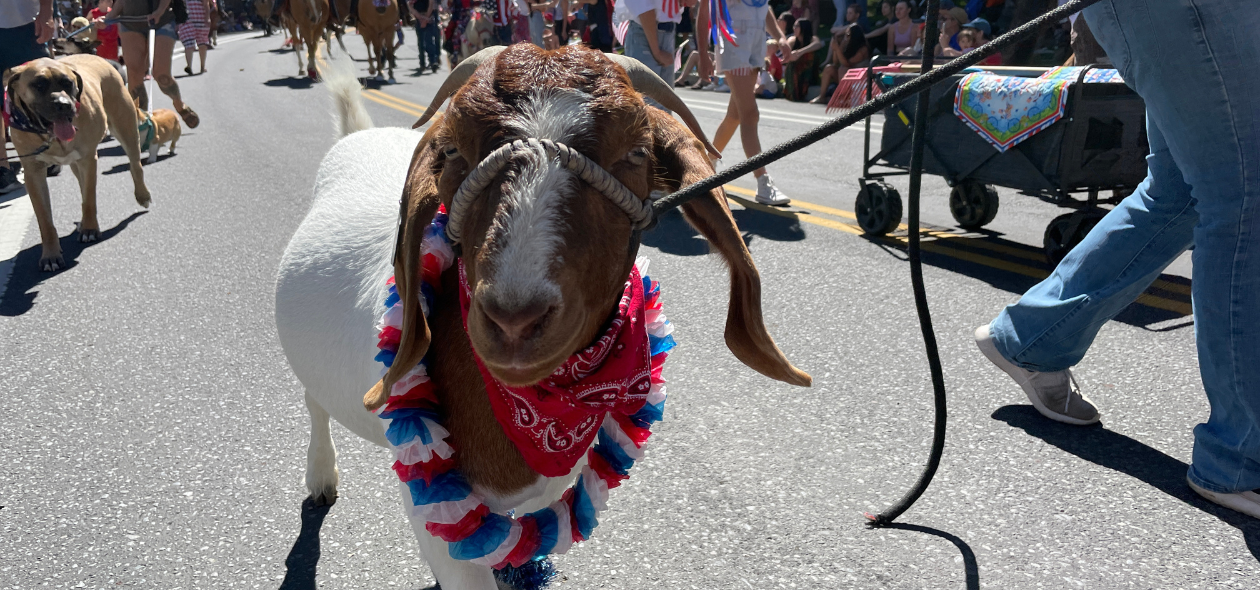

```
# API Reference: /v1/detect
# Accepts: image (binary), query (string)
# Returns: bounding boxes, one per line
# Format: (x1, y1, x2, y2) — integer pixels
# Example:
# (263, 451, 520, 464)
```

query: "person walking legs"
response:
(698, 0, 791, 205)
(975, 0, 1260, 517)
(409, 0, 440, 72)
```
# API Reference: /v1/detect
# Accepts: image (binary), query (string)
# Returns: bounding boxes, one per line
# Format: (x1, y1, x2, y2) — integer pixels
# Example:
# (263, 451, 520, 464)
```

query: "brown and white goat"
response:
(275, 44, 810, 589)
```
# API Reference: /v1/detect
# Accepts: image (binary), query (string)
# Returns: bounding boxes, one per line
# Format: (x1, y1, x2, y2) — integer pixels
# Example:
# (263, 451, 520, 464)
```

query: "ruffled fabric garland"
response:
(373, 207, 674, 569)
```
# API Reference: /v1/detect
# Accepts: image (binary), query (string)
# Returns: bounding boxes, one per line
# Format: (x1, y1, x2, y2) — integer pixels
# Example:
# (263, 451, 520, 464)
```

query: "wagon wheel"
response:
(948, 181, 1000, 229)
(1043, 209, 1108, 266)
(856, 183, 904, 236)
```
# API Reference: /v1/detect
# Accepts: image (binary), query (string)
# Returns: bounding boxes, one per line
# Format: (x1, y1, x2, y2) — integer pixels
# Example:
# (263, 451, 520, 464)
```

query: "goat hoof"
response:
(77, 227, 100, 243)
(39, 254, 65, 272)
(308, 491, 338, 507)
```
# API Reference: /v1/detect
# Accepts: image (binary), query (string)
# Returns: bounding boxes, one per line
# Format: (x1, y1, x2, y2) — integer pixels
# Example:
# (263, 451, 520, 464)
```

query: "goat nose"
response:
(482, 300, 553, 342)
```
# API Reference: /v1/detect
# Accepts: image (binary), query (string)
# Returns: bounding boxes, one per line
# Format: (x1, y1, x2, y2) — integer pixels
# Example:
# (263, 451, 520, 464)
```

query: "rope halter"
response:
(445, 138, 652, 244)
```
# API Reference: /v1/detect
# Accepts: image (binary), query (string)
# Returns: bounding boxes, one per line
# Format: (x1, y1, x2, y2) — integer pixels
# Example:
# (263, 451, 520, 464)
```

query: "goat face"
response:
(439, 45, 651, 385)
(364, 44, 810, 412)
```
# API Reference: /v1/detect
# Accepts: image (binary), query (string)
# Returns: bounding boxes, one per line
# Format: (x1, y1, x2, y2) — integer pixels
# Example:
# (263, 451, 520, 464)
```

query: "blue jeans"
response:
(623, 21, 675, 108)
(415, 18, 440, 69)
(988, 0, 1260, 493)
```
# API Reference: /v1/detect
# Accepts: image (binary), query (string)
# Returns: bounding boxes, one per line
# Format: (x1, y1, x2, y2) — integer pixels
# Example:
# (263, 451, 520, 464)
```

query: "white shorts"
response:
(716, 19, 765, 74)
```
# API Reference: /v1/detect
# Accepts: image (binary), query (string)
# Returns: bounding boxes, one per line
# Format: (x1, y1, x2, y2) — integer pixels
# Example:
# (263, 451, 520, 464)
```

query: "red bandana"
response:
(458, 261, 653, 477)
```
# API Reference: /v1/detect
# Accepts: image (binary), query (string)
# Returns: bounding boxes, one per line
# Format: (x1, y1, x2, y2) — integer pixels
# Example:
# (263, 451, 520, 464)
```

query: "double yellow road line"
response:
(361, 88, 427, 117)
(358, 88, 1192, 317)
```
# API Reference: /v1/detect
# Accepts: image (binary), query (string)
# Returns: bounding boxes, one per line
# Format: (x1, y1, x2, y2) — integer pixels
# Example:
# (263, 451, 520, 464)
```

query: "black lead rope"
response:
(650, 0, 1105, 526)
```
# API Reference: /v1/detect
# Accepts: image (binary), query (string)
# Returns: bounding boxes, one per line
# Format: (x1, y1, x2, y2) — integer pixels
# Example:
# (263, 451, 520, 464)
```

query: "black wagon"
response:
(855, 64, 1148, 264)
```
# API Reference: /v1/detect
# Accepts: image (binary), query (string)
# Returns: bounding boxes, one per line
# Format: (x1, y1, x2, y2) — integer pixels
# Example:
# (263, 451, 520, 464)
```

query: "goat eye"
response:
(626, 147, 649, 166)
(443, 146, 461, 160)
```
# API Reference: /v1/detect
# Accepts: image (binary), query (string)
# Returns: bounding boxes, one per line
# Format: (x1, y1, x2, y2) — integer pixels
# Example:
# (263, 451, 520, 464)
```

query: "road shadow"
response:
(278, 497, 333, 590)
(0, 211, 147, 316)
(0, 188, 28, 208)
(264, 77, 316, 90)
(405, 66, 439, 78)
(360, 76, 401, 90)
(878, 523, 979, 590)
(96, 144, 176, 165)
(992, 405, 1260, 562)
(642, 206, 803, 257)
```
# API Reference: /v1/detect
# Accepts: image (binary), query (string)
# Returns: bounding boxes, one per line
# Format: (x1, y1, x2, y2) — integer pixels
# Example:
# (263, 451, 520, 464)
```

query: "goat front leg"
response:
(399, 484, 498, 590)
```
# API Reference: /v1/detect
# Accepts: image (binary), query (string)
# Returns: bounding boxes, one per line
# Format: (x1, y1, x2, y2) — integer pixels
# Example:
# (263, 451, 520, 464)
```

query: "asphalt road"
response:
(1, 31, 1249, 590)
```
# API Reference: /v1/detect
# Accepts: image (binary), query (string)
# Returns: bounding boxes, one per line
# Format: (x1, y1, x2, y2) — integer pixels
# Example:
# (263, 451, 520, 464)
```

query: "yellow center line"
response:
(364, 88, 428, 111)
(362, 91, 425, 117)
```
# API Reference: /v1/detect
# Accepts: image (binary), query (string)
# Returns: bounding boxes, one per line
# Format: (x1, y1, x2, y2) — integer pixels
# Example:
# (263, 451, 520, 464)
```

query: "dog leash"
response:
(2, 143, 51, 162)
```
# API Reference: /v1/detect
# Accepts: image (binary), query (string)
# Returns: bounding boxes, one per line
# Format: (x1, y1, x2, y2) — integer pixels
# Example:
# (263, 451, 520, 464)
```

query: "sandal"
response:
(178, 105, 200, 129)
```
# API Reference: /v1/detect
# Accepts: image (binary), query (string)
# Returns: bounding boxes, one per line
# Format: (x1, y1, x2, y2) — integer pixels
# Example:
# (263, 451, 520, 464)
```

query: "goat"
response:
(275, 44, 811, 589)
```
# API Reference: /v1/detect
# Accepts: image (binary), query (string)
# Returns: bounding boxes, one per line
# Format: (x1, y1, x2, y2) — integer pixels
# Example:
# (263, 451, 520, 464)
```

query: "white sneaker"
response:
(713, 79, 730, 93)
(1188, 478, 1260, 519)
(975, 325, 1100, 425)
(755, 174, 790, 206)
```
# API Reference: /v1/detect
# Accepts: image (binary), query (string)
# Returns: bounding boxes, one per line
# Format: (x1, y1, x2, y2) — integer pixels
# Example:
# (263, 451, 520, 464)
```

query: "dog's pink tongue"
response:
(53, 120, 76, 142)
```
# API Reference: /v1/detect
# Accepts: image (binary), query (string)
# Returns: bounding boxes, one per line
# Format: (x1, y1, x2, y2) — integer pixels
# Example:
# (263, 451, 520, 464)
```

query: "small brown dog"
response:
(5, 55, 151, 272)
(134, 100, 182, 163)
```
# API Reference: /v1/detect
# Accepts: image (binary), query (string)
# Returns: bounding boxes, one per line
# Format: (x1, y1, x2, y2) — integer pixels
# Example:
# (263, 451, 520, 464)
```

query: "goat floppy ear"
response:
(647, 109, 811, 387)
(363, 122, 447, 411)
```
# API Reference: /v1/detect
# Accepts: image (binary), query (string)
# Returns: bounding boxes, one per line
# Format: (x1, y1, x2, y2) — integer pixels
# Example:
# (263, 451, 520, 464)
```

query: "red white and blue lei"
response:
(373, 208, 673, 571)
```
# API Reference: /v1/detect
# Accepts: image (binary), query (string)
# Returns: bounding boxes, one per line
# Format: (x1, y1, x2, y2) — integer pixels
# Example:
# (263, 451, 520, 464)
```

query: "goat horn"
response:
(603, 53, 720, 159)
(412, 46, 508, 129)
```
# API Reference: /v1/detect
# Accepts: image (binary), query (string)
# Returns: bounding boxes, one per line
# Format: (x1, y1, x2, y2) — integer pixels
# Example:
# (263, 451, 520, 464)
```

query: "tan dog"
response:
(134, 100, 182, 163)
(356, 0, 399, 81)
(5, 55, 151, 272)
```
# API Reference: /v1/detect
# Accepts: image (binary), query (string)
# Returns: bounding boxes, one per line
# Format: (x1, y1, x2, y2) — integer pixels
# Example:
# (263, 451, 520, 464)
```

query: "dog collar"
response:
(3, 90, 50, 136)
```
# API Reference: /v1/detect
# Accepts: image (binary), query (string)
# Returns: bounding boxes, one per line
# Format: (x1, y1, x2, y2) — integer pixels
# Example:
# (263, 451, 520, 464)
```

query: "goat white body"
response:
(274, 93, 580, 587)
